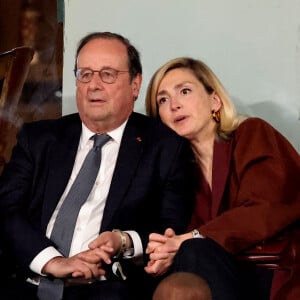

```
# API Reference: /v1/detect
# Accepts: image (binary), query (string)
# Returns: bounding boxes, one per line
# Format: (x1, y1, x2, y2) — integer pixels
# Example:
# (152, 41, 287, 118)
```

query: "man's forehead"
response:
(77, 38, 128, 66)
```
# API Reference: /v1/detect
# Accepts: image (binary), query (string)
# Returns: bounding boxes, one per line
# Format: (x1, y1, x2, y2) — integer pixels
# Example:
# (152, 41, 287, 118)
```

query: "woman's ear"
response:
(210, 92, 222, 111)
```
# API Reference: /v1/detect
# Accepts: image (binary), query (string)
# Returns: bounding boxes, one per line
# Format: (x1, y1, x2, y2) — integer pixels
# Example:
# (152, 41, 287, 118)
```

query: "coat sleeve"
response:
(0, 124, 56, 267)
(199, 118, 300, 254)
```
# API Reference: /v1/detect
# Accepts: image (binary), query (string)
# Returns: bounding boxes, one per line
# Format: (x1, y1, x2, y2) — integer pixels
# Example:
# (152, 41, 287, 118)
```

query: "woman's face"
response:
(156, 68, 220, 141)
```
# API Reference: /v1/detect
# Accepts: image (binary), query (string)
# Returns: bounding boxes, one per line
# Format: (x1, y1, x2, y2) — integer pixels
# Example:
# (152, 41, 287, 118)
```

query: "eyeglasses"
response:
(74, 67, 129, 84)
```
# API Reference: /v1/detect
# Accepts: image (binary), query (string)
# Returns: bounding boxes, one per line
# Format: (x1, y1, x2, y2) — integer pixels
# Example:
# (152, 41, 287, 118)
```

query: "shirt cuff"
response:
(29, 246, 63, 275)
(124, 230, 143, 259)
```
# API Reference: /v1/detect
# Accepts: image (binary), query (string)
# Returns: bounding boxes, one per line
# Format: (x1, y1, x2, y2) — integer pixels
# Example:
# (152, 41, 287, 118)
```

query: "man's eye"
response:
(101, 70, 114, 78)
(81, 70, 92, 78)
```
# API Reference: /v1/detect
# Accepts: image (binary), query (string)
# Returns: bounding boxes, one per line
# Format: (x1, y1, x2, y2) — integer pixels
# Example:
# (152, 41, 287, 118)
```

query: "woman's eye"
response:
(181, 88, 191, 95)
(157, 97, 167, 105)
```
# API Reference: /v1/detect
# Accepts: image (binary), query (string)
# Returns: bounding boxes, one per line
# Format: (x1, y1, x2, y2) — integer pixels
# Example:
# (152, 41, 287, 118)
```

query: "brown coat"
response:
(189, 117, 300, 299)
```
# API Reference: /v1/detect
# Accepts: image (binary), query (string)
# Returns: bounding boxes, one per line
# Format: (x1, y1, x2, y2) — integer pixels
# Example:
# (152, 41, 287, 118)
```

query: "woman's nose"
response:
(170, 98, 182, 110)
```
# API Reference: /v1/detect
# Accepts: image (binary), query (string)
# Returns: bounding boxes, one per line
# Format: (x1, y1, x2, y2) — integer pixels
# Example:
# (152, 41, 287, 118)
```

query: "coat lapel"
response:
(41, 116, 81, 229)
(100, 114, 144, 231)
(211, 139, 232, 218)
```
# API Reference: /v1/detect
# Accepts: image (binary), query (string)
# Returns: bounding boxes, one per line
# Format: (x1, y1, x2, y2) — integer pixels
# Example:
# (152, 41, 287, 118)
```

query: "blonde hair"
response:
(145, 57, 247, 139)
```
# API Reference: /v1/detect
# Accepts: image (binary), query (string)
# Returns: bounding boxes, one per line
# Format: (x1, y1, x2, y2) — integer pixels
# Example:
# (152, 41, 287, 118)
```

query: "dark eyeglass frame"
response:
(74, 67, 129, 84)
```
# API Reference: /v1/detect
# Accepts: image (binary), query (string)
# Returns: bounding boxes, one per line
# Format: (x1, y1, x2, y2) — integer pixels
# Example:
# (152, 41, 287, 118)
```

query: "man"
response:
(0, 32, 194, 300)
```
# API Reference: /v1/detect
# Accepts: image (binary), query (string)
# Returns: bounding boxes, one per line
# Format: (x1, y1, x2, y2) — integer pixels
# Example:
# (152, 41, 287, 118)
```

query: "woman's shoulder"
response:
(233, 117, 282, 141)
(236, 117, 274, 132)
(233, 117, 299, 156)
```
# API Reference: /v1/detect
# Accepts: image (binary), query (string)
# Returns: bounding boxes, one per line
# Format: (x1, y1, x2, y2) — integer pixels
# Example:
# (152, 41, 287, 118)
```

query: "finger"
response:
(146, 242, 156, 254)
(88, 238, 102, 249)
(147, 260, 155, 267)
(164, 228, 176, 237)
(77, 251, 101, 263)
(86, 260, 111, 278)
(144, 265, 156, 275)
(100, 245, 114, 253)
(149, 252, 170, 261)
(146, 241, 164, 254)
(148, 233, 168, 243)
(95, 249, 112, 265)
(75, 264, 93, 279)
(71, 271, 85, 278)
(146, 259, 170, 276)
(96, 266, 107, 276)
(144, 261, 165, 276)
(157, 244, 178, 253)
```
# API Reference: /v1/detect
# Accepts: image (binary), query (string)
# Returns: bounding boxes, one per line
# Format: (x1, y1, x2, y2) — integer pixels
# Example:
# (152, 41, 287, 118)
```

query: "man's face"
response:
(75, 38, 142, 133)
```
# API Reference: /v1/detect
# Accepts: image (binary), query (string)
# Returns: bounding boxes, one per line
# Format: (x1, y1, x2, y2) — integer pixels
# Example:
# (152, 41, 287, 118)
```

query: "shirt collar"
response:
(80, 120, 128, 149)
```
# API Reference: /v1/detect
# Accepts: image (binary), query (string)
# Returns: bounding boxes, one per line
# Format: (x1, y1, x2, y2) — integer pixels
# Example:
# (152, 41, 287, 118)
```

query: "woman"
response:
(144, 57, 300, 300)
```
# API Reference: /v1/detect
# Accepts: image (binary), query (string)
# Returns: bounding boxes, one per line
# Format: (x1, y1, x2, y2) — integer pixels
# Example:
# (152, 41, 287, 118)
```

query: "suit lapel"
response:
(211, 139, 232, 218)
(41, 116, 81, 229)
(100, 114, 144, 231)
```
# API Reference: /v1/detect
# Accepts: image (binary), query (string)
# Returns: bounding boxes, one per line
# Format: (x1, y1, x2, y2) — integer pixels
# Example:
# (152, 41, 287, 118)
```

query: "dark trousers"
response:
(172, 238, 273, 300)
(3, 272, 158, 300)
(3, 280, 128, 300)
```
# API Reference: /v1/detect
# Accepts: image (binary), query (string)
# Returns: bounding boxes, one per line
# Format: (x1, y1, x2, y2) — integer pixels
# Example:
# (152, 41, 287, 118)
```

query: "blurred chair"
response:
(237, 224, 300, 299)
(237, 226, 300, 269)
(0, 46, 34, 174)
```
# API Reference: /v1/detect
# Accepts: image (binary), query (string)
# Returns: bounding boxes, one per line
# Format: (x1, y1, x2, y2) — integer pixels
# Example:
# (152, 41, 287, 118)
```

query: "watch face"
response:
(192, 229, 201, 238)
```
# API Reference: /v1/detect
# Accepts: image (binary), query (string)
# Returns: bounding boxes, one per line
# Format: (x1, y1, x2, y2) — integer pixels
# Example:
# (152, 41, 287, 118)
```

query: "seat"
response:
(237, 226, 300, 269)
(237, 223, 300, 299)
(0, 46, 34, 174)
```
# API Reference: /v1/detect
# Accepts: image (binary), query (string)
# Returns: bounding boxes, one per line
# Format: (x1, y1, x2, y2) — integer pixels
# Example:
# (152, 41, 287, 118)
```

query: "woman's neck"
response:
(191, 134, 215, 189)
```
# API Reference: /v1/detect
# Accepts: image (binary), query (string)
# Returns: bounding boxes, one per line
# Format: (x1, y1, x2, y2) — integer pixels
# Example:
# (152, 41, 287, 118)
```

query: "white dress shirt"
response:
(30, 120, 143, 275)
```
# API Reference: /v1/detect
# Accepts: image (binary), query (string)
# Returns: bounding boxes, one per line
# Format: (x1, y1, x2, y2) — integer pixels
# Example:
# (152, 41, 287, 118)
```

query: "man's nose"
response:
(88, 72, 104, 89)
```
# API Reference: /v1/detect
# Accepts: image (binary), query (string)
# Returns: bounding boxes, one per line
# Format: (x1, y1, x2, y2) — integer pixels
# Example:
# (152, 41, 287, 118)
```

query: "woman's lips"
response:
(174, 115, 187, 123)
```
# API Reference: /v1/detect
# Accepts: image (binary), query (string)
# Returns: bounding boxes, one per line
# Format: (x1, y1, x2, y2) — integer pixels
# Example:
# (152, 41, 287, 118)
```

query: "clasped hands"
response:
(42, 231, 125, 280)
(145, 228, 182, 276)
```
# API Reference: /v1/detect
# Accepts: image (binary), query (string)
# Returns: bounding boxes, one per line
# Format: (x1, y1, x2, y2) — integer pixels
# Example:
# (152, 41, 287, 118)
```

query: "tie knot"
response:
(93, 134, 111, 150)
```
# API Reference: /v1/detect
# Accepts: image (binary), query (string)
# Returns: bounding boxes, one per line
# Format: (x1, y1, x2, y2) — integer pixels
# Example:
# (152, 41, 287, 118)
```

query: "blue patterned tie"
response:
(37, 134, 111, 300)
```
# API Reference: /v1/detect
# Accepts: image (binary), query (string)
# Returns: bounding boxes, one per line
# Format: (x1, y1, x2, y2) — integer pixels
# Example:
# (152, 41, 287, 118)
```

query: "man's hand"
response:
(41, 253, 105, 279)
(42, 230, 133, 279)
(88, 230, 129, 257)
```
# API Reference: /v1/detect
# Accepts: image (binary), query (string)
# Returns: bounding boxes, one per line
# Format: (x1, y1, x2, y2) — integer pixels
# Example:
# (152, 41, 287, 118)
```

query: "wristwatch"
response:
(112, 229, 134, 257)
(191, 229, 202, 238)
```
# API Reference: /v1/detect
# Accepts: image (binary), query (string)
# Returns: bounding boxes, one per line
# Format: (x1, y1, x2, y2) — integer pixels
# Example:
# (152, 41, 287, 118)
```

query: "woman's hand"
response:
(145, 228, 184, 276)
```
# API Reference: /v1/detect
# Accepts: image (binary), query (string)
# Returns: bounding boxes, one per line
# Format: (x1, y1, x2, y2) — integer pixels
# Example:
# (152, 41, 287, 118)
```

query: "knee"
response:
(175, 238, 226, 265)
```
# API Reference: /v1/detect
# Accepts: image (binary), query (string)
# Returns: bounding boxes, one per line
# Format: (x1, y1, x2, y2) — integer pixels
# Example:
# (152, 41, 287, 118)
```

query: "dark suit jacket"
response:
(0, 112, 195, 276)
(189, 117, 300, 299)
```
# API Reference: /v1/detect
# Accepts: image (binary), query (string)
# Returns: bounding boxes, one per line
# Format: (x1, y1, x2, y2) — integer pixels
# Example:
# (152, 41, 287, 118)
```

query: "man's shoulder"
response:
(129, 112, 183, 140)
(22, 113, 80, 134)
(17, 114, 81, 148)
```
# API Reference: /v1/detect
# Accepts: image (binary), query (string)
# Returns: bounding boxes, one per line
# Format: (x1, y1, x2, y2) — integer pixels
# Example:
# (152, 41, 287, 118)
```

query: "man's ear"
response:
(132, 74, 142, 99)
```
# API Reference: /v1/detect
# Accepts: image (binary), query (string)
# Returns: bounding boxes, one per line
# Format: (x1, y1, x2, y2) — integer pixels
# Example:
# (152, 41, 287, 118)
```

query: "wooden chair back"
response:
(0, 46, 34, 174)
